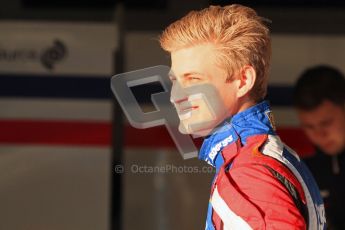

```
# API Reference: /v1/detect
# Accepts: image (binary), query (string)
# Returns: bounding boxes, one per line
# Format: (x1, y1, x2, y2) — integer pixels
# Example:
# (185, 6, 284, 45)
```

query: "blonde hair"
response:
(159, 4, 271, 101)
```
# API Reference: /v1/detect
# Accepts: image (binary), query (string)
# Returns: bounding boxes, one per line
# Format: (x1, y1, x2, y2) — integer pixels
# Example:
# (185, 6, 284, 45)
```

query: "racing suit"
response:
(199, 101, 326, 230)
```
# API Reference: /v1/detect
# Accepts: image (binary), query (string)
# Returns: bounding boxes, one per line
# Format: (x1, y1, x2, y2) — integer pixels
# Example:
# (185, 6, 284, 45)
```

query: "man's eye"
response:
(188, 77, 200, 81)
(321, 119, 333, 127)
(302, 124, 314, 131)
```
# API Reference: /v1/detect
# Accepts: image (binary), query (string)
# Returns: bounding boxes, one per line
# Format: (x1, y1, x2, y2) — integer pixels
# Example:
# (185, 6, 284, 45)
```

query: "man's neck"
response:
(236, 97, 256, 114)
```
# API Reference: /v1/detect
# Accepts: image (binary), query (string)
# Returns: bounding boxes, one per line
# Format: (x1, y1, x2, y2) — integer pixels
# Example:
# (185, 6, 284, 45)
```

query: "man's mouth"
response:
(177, 106, 198, 120)
(322, 141, 334, 149)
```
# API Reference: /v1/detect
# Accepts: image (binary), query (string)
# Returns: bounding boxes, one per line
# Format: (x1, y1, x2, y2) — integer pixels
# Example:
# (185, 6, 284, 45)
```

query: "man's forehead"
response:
(170, 44, 217, 71)
(170, 60, 203, 75)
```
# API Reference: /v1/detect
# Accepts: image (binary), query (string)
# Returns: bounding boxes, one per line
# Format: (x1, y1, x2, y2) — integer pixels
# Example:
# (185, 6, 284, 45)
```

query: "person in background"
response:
(293, 65, 345, 230)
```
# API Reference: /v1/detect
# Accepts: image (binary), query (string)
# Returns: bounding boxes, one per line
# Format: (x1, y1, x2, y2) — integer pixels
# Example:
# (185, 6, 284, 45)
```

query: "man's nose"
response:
(170, 81, 189, 105)
(314, 127, 328, 139)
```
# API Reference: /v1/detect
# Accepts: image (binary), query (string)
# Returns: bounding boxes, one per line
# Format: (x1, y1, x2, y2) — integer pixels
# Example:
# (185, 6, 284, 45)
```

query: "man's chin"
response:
(178, 123, 213, 137)
(322, 147, 344, 156)
(178, 123, 189, 134)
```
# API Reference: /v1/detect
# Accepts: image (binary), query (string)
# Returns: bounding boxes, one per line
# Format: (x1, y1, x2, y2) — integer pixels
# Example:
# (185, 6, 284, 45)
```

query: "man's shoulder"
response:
(224, 134, 304, 189)
(232, 134, 296, 168)
(215, 140, 308, 229)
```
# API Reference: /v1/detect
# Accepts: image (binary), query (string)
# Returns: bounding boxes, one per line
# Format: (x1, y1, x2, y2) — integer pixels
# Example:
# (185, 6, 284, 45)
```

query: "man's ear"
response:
(236, 65, 256, 98)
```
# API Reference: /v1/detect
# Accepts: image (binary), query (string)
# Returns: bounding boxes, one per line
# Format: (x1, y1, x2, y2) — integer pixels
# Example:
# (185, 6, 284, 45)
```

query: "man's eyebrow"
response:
(168, 71, 206, 79)
(183, 72, 205, 78)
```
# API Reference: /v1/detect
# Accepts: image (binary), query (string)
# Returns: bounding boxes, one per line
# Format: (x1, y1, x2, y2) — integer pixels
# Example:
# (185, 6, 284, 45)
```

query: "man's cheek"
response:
(173, 83, 228, 136)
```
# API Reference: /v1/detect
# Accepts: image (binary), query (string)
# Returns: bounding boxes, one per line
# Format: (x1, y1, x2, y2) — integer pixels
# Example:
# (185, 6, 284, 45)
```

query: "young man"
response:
(293, 65, 345, 229)
(160, 4, 325, 230)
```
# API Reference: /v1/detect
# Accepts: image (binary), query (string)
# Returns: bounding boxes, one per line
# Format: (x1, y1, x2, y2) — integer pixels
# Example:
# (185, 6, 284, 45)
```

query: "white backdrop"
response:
(0, 21, 117, 230)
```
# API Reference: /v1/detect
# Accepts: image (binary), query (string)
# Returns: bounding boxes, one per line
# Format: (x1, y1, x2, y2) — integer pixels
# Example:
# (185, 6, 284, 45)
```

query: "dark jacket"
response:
(305, 148, 345, 230)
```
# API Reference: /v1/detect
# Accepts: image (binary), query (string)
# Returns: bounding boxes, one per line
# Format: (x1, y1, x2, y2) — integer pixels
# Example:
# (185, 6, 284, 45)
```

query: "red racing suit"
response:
(199, 101, 326, 230)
